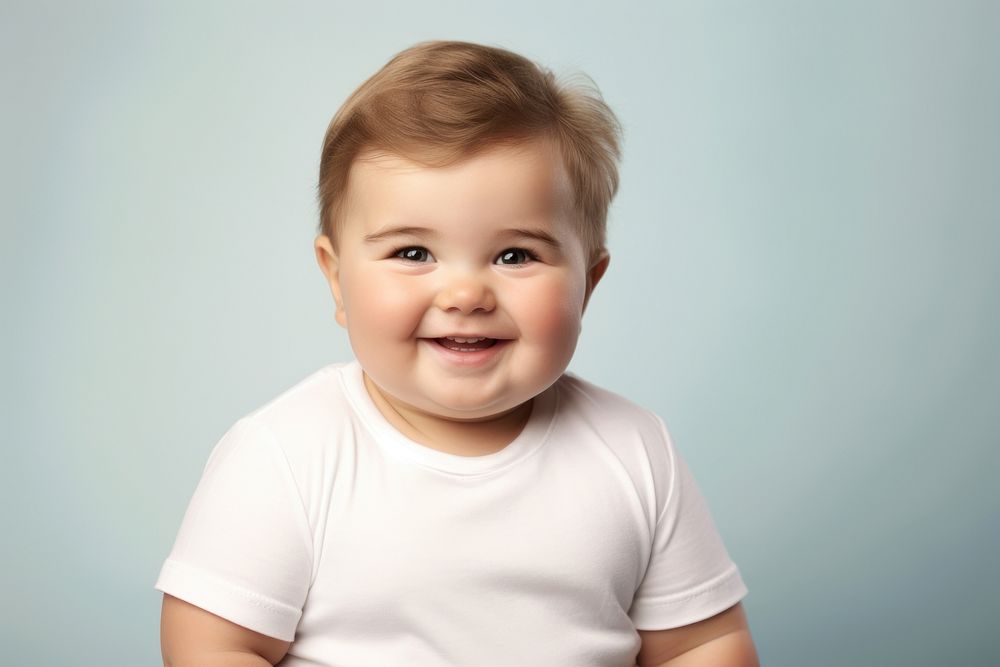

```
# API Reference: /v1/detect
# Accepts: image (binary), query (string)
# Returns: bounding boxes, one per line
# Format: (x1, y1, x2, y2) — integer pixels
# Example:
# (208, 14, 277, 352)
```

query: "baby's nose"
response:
(433, 273, 497, 314)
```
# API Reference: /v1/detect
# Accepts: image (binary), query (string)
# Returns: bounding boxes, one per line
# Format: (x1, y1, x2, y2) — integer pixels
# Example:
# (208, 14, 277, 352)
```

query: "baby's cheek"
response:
(520, 280, 585, 338)
(346, 273, 415, 326)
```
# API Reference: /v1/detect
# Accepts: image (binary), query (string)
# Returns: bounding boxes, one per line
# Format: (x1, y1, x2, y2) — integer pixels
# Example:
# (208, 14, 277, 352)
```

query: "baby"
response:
(156, 40, 757, 666)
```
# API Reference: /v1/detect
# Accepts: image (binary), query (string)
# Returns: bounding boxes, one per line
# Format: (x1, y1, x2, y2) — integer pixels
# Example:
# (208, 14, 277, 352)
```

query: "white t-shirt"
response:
(155, 361, 747, 666)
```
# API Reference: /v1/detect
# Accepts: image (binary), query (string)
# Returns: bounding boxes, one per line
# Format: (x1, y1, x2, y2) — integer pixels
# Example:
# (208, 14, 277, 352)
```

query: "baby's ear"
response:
(583, 251, 610, 313)
(313, 234, 347, 327)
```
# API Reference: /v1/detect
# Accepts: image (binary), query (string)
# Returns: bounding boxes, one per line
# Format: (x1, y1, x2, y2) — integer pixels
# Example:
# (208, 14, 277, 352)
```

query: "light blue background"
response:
(3, 1, 998, 665)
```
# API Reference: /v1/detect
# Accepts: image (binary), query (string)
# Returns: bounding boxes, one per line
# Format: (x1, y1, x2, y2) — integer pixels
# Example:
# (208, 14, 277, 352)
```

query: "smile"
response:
(418, 336, 510, 369)
(436, 336, 498, 352)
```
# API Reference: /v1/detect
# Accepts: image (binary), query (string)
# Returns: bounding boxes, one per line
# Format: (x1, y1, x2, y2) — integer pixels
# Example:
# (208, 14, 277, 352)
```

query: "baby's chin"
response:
(364, 373, 535, 420)
(389, 387, 535, 424)
(423, 398, 535, 424)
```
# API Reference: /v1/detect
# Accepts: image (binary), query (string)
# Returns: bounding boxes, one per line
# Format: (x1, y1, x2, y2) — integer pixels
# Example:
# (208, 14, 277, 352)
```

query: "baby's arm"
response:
(635, 602, 758, 667)
(160, 594, 291, 666)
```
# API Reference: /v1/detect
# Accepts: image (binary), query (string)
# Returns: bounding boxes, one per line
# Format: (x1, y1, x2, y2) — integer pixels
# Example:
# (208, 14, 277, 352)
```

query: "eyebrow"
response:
(363, 226, 438, 244)
(362, 224, 562, 248)
(499, 228, 562, 248)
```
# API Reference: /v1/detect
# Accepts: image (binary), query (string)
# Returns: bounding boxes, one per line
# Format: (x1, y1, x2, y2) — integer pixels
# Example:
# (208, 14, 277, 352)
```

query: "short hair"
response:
(317, 40, 622, 262)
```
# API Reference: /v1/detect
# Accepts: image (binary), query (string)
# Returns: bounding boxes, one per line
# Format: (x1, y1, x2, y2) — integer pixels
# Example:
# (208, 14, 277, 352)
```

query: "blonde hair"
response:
(317, 40, 622, 262)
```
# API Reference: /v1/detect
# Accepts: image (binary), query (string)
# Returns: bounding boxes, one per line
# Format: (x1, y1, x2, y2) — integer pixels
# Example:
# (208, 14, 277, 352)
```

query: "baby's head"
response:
(317, 40, 621, 265)
(313, 41, 622, 448)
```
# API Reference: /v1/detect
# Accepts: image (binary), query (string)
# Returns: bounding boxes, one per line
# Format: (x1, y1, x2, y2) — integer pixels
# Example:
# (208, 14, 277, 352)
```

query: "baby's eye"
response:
(495, 248, 535, 265)
(395, 246, 434, 263)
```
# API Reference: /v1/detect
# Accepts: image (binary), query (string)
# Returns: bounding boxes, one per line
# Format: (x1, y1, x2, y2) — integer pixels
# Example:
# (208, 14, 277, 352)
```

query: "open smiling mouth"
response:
(433, 336, 500, 352)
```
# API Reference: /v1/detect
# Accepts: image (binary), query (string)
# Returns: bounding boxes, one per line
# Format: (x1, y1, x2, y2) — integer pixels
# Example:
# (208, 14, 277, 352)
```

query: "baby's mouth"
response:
(434, 336, 499, 352)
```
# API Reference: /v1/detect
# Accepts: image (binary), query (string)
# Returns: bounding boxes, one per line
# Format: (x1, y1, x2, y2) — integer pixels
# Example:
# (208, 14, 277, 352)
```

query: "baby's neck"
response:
(362, 373, 532, 457)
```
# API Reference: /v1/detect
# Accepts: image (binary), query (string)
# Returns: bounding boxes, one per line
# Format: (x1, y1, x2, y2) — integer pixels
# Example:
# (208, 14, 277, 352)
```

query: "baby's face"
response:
(315, 139, 607, 429)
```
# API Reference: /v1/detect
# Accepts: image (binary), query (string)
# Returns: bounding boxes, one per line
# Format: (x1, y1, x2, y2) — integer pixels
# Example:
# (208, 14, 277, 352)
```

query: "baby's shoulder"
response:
(556, 372, 667, 437)
(554, 373, 674, 466)
(553, 373, 677, 518)
(237, 361, 358, 459)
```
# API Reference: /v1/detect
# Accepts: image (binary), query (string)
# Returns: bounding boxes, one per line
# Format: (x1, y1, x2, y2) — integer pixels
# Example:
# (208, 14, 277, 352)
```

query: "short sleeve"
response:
(154, 417, 314, 642)
(628, 420, 748, 630)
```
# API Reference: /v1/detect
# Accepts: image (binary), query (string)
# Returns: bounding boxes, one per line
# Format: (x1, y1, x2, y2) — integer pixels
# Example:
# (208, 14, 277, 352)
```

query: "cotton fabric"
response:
(155, 361, 746, 666)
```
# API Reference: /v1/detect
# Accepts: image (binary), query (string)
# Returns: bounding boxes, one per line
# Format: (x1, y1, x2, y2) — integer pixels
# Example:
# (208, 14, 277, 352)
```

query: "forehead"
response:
(342, 140, 574, 228)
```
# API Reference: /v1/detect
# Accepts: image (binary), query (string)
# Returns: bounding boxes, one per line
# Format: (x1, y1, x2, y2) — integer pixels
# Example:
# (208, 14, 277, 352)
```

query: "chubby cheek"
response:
(513, 276, 586, 355)
(341, 267, 423, 341)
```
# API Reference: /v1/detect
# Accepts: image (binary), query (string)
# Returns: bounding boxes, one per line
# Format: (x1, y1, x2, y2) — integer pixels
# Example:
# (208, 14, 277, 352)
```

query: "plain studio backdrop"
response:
(2, 1, 998, 664)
